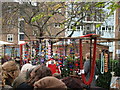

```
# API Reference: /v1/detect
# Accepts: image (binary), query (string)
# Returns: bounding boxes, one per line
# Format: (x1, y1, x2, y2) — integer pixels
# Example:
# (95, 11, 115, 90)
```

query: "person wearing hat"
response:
(15, 64, 52, 89)
(2, 61, 20, 87)
(12, 63, 36, 88)
(34, 76, 67, 89)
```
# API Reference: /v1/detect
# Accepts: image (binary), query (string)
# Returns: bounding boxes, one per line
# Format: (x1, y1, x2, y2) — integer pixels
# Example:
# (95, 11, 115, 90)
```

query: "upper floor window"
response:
(87, 27, 90, 30)
(102, 26, 105, 30)
(54, 23, 61, 28)
(7, 34, 13, 42)
(112, 26, 114, 30)
(19, 34, 24, 40)
(108, 27, 111, 30)
(77, 26, 80, 30)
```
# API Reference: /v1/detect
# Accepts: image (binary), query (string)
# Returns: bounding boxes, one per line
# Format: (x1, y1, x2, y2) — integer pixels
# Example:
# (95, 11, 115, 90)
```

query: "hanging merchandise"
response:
(35, 40, 40, 64)
(58, 40, 63, 67)
(70, 39, 79, 75)
(30, 40, 39, 65)
(100, 50, 109, 74)
(48, 40, 52, 59)
(104, 50, 109, 73)
(57, 40, 64, 73)
(44, 40, 48, 60)
(100, 51, 104, 74)
(79, 34, 98, 85)
(31, 41, 35, 58)
(58, 40, 64, 74)
(31, 41, 36, 65)
(24, 43, 30, 64)
(46, 39, 61, 74)
(59, 39, 68, 77)
(44, 40, 47, 61)
(74, 39, 80, 74)
(40, 40, 47, 64)
(69, 39, 74, 74)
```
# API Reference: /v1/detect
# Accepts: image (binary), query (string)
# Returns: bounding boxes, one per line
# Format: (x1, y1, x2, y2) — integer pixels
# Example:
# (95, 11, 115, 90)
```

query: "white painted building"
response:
(65, 3, 116, 59)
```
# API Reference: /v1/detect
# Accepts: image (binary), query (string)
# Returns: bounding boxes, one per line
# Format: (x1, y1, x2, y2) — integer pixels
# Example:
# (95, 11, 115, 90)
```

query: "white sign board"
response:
(110, 77, 120, 89)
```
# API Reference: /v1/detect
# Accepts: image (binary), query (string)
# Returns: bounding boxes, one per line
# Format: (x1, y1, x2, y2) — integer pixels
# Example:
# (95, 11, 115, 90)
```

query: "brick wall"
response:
(115, 2, 120, 60)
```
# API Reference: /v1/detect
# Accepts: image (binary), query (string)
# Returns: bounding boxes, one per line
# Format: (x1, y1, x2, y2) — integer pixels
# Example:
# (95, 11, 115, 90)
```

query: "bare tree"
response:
(2, 1, 120, 39)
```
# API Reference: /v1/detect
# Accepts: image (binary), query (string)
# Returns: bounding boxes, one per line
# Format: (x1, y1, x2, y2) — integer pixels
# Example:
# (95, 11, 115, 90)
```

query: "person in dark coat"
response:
(84, 53, 98, 87)
(15, 64, 52, 89)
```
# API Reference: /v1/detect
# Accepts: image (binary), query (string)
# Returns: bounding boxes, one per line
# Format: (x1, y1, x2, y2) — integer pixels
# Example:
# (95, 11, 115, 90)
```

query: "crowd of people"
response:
(0, 53, 105, 90)
(0, 60, 68, 89)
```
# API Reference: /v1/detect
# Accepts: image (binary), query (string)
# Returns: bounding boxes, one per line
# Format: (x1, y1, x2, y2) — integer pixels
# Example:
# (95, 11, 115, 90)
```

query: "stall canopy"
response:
(0, 41, 14, 45)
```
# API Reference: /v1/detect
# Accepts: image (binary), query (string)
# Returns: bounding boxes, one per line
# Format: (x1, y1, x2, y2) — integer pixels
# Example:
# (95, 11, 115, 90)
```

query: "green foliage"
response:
(96, 71, 112, 89)
(95, 2, 105, 8)
(96, 59, 120, 75)
(82, 4, 90, 11)
(66, 55, 75, 61)
(31, 13, 45, 22)
(90, 13, 95, 16)
(109, 59, 120, 76)
(76, 21, 80, 25)
(60, 24, 64, 28)
(113, 62, 120, 76)
(96, 59, 120, 89)
(84, 4, 90, 11)
(107, 2, 120, 17)
(31, 13, 53, 22)
(72, 26, 76, 31)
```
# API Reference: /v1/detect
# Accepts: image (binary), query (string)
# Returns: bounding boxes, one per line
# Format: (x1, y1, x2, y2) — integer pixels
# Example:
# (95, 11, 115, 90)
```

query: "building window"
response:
(19, 34, 24, 40)
(7, 34, 13, 42)
(118, 41, 120, 45)
(108, 27, 111, 30)
(54, 23, 61, 28)
(106, 26, 108, 30)
(77, 26, 80, 30)
(112, 26, 114, 30)
(102, 27, 105, 30)
(87, 27, 90, 30)
(19, 20, 24, 32)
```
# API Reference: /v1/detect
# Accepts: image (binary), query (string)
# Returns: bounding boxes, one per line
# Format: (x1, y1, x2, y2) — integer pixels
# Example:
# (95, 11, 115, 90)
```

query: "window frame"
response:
(7, 34, 13, 42)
